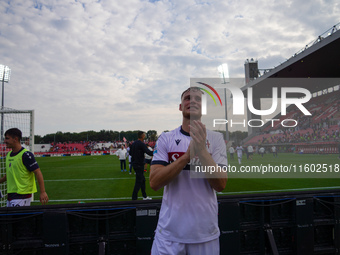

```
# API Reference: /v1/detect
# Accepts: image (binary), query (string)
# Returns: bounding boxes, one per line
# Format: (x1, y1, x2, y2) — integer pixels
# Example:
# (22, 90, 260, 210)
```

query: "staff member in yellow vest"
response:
(0, 128, 48, 206)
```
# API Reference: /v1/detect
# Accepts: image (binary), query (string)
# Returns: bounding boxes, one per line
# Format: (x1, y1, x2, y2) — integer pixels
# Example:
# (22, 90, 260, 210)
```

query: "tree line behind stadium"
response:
(34, 130, 248, 144)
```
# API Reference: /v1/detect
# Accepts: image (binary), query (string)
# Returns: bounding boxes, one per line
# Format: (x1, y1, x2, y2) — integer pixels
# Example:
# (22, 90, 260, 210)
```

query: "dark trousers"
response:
(132, 164, 147, 200)
(120, 159, 126, 170)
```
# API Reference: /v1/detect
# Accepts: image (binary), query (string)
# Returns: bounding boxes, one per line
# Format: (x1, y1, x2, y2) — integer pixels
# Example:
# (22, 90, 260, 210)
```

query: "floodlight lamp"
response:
(218, 63, 229, 84)
(0, 65, 11, 82)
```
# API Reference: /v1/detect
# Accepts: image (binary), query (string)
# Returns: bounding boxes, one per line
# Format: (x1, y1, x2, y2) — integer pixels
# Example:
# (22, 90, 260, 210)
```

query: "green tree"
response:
(146, 130, 157, 141)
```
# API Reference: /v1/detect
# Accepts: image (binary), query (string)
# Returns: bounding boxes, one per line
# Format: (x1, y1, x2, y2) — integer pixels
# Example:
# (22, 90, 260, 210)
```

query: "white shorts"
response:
(151, 234, 219, 255)
(7, 197, 32, 207)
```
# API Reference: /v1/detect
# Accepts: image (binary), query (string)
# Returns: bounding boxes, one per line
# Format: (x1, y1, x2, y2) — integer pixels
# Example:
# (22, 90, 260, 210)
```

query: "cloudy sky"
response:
(0, 0, 339, 136)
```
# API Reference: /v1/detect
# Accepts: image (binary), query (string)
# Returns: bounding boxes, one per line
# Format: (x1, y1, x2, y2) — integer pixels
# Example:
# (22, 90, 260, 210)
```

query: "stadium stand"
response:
(244, 89, 340, 154)
(33, 140, 156, 157)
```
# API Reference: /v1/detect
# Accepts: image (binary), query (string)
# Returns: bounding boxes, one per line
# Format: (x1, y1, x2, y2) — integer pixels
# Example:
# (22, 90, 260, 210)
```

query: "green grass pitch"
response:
(32, 153, 340, 205)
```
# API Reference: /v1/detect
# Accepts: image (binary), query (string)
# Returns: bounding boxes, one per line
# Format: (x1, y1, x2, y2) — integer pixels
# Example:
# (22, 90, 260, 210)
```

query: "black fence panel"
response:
(1, 190, 340, 254)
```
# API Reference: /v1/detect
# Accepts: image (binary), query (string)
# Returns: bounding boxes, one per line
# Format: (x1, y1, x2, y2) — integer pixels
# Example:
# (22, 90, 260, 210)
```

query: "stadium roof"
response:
(242, 22, 340, 98)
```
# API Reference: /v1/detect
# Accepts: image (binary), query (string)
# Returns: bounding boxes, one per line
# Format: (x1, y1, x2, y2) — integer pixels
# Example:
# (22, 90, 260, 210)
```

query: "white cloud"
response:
(0, 0, 338, 136)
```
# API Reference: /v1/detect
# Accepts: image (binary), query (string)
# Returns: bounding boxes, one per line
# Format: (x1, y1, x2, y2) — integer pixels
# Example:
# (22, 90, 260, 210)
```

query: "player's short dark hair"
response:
(181, 87, 204, 100)
(5, 128, 22, 141)
(137, 131, 145, 139)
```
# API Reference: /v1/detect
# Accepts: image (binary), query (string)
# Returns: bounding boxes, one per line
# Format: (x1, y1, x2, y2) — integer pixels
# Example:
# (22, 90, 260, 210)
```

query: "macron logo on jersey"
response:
(175, 139, 181, 146)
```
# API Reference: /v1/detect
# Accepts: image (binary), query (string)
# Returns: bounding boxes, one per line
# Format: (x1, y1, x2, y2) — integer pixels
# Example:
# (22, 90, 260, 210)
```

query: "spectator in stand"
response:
(115, 145, 127, 172)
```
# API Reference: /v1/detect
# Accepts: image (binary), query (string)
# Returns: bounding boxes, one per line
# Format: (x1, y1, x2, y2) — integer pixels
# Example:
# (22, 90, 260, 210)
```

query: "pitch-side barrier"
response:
(1, 189, 340, 254)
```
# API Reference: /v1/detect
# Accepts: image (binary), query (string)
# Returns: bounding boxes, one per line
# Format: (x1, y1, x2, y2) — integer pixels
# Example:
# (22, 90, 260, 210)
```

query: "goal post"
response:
(0, 107, 34, 207)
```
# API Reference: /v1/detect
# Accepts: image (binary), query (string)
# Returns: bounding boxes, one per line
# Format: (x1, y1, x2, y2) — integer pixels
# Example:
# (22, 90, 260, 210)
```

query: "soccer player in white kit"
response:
(247, 145, 254, 160)
(229, 146, 235, 160)
(150, 87, 228, 255)
(236, 145, 243, 164)
(272, 145, 277, 157)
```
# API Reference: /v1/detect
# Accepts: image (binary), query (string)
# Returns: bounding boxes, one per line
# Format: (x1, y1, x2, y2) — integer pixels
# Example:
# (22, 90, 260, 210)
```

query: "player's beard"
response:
(183, 111, 201, 121)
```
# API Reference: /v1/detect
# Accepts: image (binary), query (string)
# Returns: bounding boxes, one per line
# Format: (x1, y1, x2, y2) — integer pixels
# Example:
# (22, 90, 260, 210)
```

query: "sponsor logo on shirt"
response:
(29, 162, 38, 168)
(168, 152, 185, 163)
(168, 152, 201, 170)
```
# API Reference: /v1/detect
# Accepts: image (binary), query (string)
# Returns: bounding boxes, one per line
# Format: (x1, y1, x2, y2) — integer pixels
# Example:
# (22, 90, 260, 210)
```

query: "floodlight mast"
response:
(217, 63, 230, 142)
(0, 65, 11, 142)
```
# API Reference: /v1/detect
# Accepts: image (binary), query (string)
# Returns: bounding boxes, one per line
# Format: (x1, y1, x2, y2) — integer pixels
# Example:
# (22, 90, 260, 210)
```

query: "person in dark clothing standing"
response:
(131, 131, 154, 200)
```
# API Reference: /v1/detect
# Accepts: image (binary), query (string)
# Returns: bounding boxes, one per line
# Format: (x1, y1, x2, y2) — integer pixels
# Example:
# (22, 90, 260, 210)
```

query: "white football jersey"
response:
(236, 146, 243, 156)
(151, 126, 228, 243)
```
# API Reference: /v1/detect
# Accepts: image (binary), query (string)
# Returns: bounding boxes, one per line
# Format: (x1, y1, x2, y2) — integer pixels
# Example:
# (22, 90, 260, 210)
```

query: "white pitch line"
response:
(34, 186, 340, 203)
(34, 195, 163, 202)
(44, 177, 149, 182)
